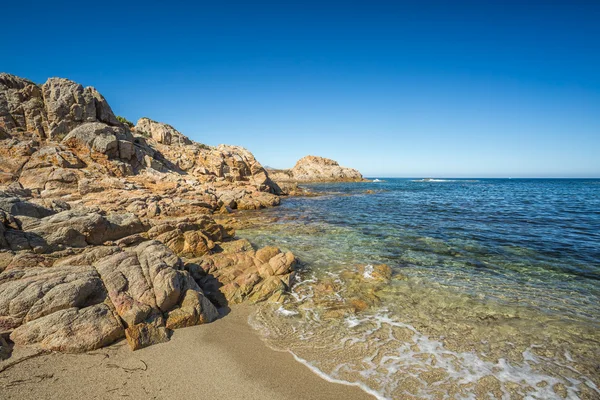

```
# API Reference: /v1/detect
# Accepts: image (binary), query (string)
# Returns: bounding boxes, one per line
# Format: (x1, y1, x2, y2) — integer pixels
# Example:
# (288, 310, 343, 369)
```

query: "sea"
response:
(238, 178, 600, 399)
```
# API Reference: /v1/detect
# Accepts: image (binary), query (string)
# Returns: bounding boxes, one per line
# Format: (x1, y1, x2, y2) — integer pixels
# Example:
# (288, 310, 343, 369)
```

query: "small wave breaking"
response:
(249, 267, 600, 399)
(411, 178, 480, 182)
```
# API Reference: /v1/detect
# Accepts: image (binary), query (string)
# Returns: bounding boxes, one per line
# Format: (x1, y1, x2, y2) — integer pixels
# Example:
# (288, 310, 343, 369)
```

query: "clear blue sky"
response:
(2, 1, 599, 177)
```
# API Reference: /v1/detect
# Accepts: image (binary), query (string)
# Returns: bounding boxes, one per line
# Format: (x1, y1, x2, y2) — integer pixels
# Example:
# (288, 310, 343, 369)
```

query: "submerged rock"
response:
(353, 264, 392, 283)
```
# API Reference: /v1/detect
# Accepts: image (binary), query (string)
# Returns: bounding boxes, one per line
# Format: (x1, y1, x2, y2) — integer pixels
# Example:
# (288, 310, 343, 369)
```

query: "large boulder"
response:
(0, 264, 106, 331)
(10, 303, 124, 352)
(0, 73, 48, 138)
(2, 241, 219, 352)
(42, 77, 120, 140)
(135, 117, 192, 146)
(62, 122, 134, 160)
(165, 286, 218, 329)
(146, 215, 231, 258)
(62, 122, 118, 157)
(0, 194, 54, 218)
(94, 241, 218, 350)
(11, 209, 146, 252)
(196, 246, 295, 305)
(94, 242, 177, 327)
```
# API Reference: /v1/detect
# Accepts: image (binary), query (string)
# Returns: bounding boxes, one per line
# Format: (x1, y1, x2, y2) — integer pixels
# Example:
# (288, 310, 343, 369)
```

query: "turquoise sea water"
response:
(240, 179, 600, 399)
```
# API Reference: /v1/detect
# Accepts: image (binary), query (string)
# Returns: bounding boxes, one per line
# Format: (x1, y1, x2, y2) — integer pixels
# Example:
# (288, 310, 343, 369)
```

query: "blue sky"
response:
(2, 0, 599, 177)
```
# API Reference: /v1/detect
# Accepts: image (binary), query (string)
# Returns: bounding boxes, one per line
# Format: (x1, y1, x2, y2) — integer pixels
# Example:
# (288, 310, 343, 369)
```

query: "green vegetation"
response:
(116, 115, 134, 128)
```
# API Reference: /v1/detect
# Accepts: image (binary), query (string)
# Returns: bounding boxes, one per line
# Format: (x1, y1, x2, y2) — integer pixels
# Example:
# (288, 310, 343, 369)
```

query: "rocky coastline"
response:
(0, 73, 363, 359)
(267, 155, 365, 184)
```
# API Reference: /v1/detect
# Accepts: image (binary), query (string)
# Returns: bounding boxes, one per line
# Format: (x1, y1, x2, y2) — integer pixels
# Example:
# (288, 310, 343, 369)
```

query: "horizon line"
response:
(363, 176, 600, 179)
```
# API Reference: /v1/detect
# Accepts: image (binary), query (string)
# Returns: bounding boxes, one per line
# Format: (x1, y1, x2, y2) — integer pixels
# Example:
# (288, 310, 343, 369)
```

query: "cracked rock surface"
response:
(0, 73, 304, 353)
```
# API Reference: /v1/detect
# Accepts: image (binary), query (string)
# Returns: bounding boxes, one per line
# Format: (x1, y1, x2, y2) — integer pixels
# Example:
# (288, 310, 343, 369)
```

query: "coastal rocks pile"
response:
(0, 73, 296, 353)
(267, 155, 364, 183)
(195, 244, 296, 305)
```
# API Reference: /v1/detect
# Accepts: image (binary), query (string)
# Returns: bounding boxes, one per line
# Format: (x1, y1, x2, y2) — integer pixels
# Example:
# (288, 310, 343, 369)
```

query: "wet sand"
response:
(0, 305, 372, 400)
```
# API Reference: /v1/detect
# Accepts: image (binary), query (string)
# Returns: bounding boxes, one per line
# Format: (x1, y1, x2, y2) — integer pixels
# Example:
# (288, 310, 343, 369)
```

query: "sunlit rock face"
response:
(267, 155, 364, 183)
(0, 73, 295, 353)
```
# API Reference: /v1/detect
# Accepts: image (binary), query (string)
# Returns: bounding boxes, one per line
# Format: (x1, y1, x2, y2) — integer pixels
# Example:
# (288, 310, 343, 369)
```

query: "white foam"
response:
(276, 306, 299, 317)
(263, 308, 595, 399)
(288, 350, 388, 400)
(411, 178, 457, 182)
(252, 271, 598, 399)
(410, 179, 479, 183)
(564, 350, 573, 362)
(354, 313, 591, 399)
(363, 264, 374, 279)
(345, 316, 362, 328)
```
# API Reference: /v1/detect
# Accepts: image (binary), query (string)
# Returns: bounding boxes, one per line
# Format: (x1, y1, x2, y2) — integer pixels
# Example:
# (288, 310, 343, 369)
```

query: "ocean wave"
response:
(411, 178, 480, 182)
(276, 306, 299, 316)
(288, 351, 387, 400)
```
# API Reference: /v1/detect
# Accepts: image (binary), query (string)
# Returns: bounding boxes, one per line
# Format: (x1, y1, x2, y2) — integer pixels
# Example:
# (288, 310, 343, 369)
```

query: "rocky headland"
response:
(0, 73, 368, 357)
(267, 155, 364, 183)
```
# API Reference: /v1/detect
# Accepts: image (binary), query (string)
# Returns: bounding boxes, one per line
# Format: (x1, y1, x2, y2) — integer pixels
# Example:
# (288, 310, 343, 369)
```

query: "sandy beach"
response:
(0, 305, 371, 400)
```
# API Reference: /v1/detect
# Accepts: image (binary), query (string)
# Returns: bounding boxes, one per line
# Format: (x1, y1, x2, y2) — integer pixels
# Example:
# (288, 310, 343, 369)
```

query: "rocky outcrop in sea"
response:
(267, 155, 364, 183)
(0, 73, 299, 354)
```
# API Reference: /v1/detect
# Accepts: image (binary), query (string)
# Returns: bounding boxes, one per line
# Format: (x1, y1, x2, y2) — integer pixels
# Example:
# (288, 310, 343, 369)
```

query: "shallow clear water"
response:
(239, 179, 600, 399)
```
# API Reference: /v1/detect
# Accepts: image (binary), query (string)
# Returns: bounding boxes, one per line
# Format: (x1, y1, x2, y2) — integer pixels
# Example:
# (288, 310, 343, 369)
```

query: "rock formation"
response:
(0, 73, 295, 353)
(267, 155, 363, 183)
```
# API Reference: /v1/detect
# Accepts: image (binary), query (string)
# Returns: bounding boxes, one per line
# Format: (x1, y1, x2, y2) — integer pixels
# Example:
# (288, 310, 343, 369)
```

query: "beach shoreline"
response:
(0, 304, 372, 400)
